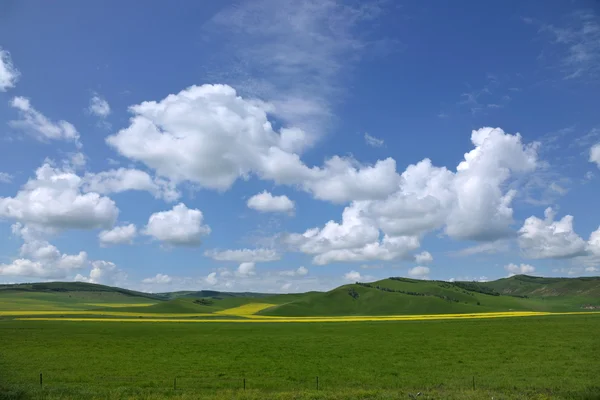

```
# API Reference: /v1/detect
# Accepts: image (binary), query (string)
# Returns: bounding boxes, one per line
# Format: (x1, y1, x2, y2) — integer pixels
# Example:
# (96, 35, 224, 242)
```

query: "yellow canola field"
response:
(0, 310, 215, 317)
(215, 303, 275, 315)
(85, 303, 155, 308)
(14, 311, 600, 323)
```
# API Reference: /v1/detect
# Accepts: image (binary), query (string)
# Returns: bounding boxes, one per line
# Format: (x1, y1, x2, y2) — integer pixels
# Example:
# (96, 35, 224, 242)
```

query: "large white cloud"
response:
(236, 262, 256, 277)
(143, 203, 211, 247)
(0, 162, 118, 230)
(0, 47, 20, 91)
(106, 84, 401, 203)
(286, 127, 538, 264)
(204, 248, 280, 262)
(142, 273, 172, 284)
(518, 208, 588, 259)
(591, 144, 600, 168)
(83, 168, 180, 201)
(98, 224, 137, 246)
(10, 97, 80, 145)
(414, 251, 433, 264)
(247, 191, 295, 214)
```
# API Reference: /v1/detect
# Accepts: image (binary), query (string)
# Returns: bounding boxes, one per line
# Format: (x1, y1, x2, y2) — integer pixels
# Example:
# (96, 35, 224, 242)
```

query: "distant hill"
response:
(1, 275, 598, 316)
(479, 274, 600, 297)
(0, 281, 164, 301)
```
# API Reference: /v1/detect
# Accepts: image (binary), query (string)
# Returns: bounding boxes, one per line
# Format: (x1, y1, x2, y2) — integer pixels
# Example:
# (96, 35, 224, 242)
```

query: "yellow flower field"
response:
(12, 311, 600, 323)
(214, 302, 276, 315)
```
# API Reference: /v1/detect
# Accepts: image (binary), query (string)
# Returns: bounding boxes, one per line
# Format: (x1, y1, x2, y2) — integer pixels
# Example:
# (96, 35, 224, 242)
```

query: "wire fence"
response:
(3, 372, 486, 393)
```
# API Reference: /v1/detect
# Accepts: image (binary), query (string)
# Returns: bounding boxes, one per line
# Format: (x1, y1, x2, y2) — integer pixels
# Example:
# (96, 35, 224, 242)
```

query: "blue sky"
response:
(1, 0, 599, 293)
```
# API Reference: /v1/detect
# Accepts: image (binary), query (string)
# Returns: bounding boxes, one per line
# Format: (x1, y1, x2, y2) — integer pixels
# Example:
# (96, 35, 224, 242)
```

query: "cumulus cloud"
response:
(408, 266, 430, 279)
(0, 224, 88, 279)
(98, 224, 137, 246)
(10, 97, 80, 145)
(519, 208, 588, 259)
(414, 251, 433, 264)
(590, 144, 600, 167)
(75, 260, 126, 286)
(504, 263, 535, 276)
(247, 191, 295, 214)
(344, 270, 362, 282)
(0, 47, 19, 91)
(204, 248, 280, 262)
(236, 262, 256, 277)
(285, 127, 539, 264)
(83, 168, 180, 202)
(106, 84, 401, 204)
(364, 133, 384, 147)
(0, 162, 118, 230)
(143, 203, 211, 247)
(89, 94, 110, 117)
(142, 273, 172, 284)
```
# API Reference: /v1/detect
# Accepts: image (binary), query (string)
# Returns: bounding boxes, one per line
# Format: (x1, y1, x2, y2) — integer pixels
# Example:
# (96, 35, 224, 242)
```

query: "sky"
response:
(1, 0, 600, 293)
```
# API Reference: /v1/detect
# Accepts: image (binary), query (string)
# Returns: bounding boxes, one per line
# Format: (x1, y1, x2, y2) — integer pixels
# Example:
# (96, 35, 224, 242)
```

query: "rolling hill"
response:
(0, 275, 598, 315)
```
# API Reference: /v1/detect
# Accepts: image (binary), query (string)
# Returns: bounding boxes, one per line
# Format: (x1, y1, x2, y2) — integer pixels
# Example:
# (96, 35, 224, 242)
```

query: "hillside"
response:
(480, 275, 600, 297)
(1, 275, 598, 316)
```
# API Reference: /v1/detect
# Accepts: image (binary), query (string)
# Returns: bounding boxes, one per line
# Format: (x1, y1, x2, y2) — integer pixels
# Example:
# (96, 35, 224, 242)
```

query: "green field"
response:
(1, 276, 599, 399)
(1, 315, 599, 399)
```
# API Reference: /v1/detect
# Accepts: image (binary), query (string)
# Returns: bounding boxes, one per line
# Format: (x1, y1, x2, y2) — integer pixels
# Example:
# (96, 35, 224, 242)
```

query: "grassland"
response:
(1, 315, 599, 399)
(1, 276, 599, 399)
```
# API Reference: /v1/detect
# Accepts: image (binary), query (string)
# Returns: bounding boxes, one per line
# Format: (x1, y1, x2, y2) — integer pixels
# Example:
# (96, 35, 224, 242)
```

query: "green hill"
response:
(479, 274, 600, 297)
(260, 276, 600, 316)
(1, 275, 598, 315)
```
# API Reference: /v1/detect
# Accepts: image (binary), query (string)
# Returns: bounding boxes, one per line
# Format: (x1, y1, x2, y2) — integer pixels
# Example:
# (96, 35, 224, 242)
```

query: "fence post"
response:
(243, 378, 246, 390)
(472, 376, 475, 390)
(174, 377, 176, 390)
(40, 372, 43, 389)
(316, 376, 319, 390)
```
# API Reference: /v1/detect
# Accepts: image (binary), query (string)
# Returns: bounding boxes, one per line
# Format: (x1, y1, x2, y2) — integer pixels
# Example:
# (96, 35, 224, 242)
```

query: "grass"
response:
(1, 314, 599, 399)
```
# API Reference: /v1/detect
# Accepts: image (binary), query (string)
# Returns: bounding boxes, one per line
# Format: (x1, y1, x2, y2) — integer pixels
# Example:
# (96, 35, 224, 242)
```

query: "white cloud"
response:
(205, 0, 381, 137)
(408, 266, 430, 279)
(143, 203, 211, 247)
(590, 144, 600, 167)
(0, 224, 88, 279)
(279, 266, 309, 277)
(414, 251, 433, 264)
(106, 84, 401, 204)
(0, 47, 20, 91)
(10, 97, 80, 145)
(533, 10, 600, 80)
(89, 94, 111, 117)
(344, 270, 362, 282)
(0, 172, 13, 183)
(204, 248, 280, 262)
(286, 127, 538, 264)
(236, 262, 256, 277)
(75, 260, 126, 286)
(364, 133, 384, 147)
(83, 168, 180, 202)
(518, 208, 588, 259)
(142, 273, 172, 284)
(504, 263, 535, 276)
(0, 162, 118, 230)
(247, 191, 295, 214)
(98, 224, 137, 246)
(205, 272, 218, 285)
(284, 203, 420, 265)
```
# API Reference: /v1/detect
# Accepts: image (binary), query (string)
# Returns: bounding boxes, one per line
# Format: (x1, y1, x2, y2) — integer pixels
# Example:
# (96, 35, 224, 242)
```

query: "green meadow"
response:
(1, 315, 600, 399)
